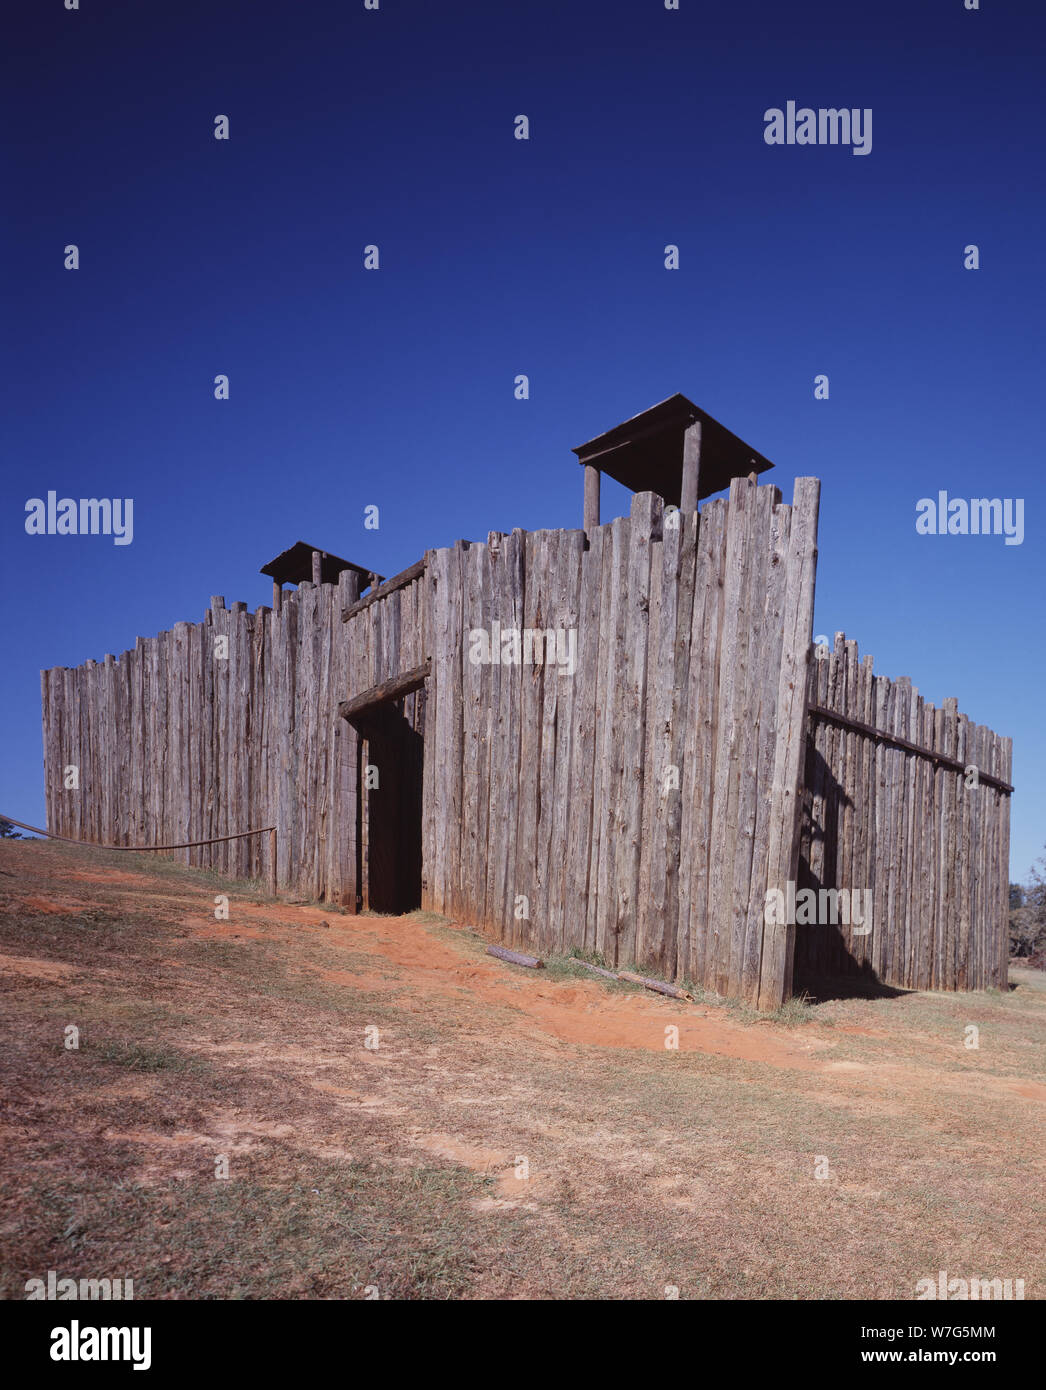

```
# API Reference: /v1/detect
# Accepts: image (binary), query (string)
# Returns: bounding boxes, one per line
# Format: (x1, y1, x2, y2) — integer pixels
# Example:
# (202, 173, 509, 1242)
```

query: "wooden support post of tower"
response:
(272, 579, 282, 613)
(312, 550, 323, 586)
(681, 420, 701, 514)
(584, 463, 601, 531)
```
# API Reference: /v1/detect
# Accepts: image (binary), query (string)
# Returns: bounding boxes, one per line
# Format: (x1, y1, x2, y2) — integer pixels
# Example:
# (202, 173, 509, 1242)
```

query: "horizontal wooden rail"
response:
(338, 660, 431, 721)
(806, 705, 1014, 794)
(341, 557, 427, 622)
(0, 816, 279, 896)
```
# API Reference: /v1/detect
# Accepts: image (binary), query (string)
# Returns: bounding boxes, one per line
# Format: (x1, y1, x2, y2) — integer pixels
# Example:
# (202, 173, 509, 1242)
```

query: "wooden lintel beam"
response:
(338, 660, 431, 721)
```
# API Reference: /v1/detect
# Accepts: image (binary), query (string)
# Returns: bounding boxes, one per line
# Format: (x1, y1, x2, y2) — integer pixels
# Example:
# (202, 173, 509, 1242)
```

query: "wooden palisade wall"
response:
(420, 477, 821, 1009)
(796, 634, 1012, 991)
(40, 473, 1011, 1005)
(41, 477, 819, 1008)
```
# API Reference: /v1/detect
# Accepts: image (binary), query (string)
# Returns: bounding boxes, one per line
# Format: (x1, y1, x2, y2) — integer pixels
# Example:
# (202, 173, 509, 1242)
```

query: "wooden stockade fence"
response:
(39, 470, 1010, 1008)
(43, 583, 350, 901)
(796, 634, 1012, 992)
(41, 563, 431, 909)
(40, 476, 818, 1008)
(418, 476, 820, 1009)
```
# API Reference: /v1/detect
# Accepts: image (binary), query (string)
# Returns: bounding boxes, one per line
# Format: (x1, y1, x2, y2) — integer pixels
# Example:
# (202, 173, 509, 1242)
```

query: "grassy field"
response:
(1, 837, 1042, 1300)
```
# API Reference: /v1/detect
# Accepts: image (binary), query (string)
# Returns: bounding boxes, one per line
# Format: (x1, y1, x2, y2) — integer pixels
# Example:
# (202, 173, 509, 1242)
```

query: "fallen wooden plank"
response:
(617, 970, 694, 1001)
(573, 959, 619, 981)
(486, 944, 544, 969)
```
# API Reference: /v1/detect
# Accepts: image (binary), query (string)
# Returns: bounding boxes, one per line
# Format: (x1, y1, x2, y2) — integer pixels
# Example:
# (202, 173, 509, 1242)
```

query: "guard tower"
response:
(572, 393, 775, 531)
(260, 542, 385, 613)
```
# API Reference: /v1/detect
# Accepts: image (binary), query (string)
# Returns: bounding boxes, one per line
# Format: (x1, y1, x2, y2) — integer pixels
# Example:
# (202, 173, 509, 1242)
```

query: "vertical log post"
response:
(681, 420, 701, 514)
(584, 463, 601, 531)
(311, 550, 323, 586)
(272, 578, 282, 613)
(758, 476, 821, 1011)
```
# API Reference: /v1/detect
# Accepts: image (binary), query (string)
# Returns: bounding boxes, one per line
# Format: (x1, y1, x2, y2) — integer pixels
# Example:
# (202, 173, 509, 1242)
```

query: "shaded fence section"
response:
(796, 634, 1012, 992)
(420, 476, 820, 1008)
(342, 564, 430, 913)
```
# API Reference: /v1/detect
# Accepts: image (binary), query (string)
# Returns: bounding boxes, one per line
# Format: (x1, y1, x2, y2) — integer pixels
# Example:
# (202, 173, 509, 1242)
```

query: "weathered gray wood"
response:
(741, 486, 785, 1003)
(615, 492, 660, 969)
(680, 501, 723, 988)
(568, 525, 602, 957)
(583, 463, 601, 532)
(514, 530, 544, 947)
(585, 521, 615, 955)
(709, 478, 750, 996)
(481, 535, 505, 926)
(549, 529, 584, 953)
(486, 944, 544, 969)
(617, 970, 694, 1002)
(728, 481, 768, 1003)
(574, 958, 618, 981)
(500, 531, 525, 938)
(38, 488, 1011, 1006)
(636, 527, 665, 972)
(342, 558, 427, 622)
(595, 517, 630, 965)
(680, 420, 701, 515)
(339, 662, 432, 720)
(757, 477, 819, 1010)
(536, 532, 567, 951)
(429, 548, 452, 915)
(460, 541, 486, 929)
(446, 543, 468, 918)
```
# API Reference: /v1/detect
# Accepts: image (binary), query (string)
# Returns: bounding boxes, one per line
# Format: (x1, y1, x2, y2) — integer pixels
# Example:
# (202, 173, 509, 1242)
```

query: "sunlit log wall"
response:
(43, 473, 1015, 1005)
(419, 477, 820, 1009)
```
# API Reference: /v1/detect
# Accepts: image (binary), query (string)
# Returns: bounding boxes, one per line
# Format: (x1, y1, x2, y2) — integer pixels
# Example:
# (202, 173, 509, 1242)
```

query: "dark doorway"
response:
(355, 690, 425, 914)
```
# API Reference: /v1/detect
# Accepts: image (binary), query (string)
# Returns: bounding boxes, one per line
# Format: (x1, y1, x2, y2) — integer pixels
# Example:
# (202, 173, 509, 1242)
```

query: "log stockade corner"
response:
(39, 394, 1013, 1010)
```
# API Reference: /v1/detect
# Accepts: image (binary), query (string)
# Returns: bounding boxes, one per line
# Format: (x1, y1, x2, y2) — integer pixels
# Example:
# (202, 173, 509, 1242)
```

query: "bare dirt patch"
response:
(1, 837, 1043, 1300)
(0, 951, 76, 981)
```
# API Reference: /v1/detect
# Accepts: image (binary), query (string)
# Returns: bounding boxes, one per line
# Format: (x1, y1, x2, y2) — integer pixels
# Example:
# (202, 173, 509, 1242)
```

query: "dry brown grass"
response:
(1, 838, 1042, 1300)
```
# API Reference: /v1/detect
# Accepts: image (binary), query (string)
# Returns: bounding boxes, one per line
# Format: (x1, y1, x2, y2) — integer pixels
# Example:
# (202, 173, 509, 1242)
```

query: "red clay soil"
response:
(180, 898, 827, 1068)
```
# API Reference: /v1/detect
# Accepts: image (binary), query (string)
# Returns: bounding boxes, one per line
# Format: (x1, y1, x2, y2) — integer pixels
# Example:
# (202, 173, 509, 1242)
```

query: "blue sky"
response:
(3, 0, 1043, 880)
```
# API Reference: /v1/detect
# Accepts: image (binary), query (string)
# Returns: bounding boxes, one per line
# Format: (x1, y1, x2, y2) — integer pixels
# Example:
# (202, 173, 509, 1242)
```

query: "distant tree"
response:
(1010, 848, 1046, 963)
(0, 818, 23, 839)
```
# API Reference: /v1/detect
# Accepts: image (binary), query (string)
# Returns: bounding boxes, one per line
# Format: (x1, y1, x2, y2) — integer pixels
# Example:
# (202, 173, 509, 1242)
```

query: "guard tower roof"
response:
(572, 393, 774, 506)
(260, 543, 373, 588)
